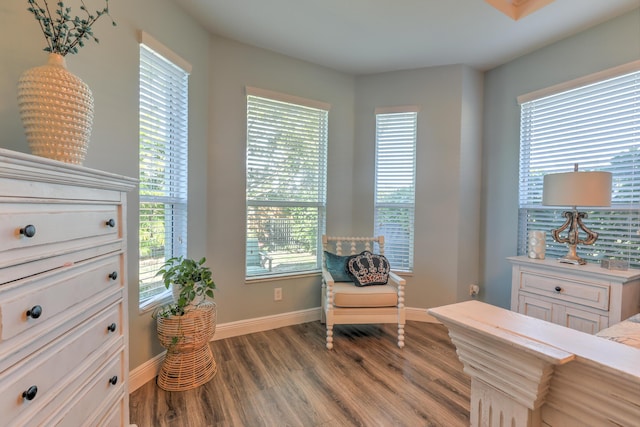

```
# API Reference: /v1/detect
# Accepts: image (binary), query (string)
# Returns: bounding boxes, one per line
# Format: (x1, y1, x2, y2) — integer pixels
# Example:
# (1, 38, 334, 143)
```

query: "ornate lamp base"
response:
(551, 209, 598, 265)
(557, 243, 586, 265)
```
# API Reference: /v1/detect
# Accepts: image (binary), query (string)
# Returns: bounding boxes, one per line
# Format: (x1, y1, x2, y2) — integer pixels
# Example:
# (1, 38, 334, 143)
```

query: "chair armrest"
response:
(388, 271, 406, 309)
(321, 267, 336, 307)
(322, 267, 335, 285)
(388, 271, 406, 287)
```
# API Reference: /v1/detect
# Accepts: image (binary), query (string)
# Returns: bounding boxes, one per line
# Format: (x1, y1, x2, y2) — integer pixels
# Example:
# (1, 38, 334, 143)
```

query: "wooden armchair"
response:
(321, 235, 406, 350)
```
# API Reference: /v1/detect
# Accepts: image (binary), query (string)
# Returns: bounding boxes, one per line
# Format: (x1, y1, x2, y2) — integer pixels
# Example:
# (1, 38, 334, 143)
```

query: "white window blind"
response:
(246, 89, 328, 278)
(374, 109, 418, 271)
(138, 41, 189, 307)
(519, 66, 640, 266)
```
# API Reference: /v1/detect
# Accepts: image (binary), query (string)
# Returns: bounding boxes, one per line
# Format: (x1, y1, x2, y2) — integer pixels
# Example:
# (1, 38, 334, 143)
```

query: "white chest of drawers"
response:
(0, 149, 136, 426)
(509, 255, 640, 334)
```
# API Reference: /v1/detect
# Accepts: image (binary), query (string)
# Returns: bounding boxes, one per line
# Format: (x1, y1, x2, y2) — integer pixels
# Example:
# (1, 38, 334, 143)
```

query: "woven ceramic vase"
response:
(17, 53, 94, 165)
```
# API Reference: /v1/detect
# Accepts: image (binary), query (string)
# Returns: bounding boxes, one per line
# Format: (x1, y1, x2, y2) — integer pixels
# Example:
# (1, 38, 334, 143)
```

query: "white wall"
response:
(354, 65, 483, 310)
(481, 8, 640, 309)
(205, 37, 356, 323)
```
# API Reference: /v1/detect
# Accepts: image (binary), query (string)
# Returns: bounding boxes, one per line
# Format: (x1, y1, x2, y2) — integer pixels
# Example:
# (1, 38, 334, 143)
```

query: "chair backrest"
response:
(322, 235, 385, 256)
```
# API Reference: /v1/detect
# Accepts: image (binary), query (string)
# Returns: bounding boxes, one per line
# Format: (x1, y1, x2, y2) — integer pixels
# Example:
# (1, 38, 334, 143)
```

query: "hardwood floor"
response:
(129, 321, 470, 427)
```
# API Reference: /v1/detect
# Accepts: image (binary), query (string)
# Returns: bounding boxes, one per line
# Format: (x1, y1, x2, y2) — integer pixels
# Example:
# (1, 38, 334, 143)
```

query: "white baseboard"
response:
(128, 306, 439, 392)
(129, 352, 164, 392)
(213, 307, 322, 340)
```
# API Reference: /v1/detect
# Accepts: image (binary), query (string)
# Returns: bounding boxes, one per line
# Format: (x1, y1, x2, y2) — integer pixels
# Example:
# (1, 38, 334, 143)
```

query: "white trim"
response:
(138, 290, 172, 314)
(127, 306, 439, 392)
(517, 60, 640, 104)
(375, 105, 421, 114)
(138, 30, 192, 74)
(128, 352, 164, 392)
(214, 307, 322, 340)
(245, 86, 331, 111)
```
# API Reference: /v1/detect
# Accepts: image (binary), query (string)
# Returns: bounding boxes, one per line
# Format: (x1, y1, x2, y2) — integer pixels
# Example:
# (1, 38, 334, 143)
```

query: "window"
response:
(374, 108, 418, 272)
(138, 34, 191, 309)
(518, 62, 640, 266)
(245, 87, 328, 278)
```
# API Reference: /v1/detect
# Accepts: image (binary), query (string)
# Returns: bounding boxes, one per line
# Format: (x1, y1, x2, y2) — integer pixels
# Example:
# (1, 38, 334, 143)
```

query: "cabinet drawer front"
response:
(519, 295, 554, 322)
(0, 304, 122, 425)
(54, 351, 124, 427)
(0, 204, 120, 271)
(96, 396, 125, 427)
(520, 271, 610, 310)
(561, 306, 608, 334)
(0, 255, 121, 341)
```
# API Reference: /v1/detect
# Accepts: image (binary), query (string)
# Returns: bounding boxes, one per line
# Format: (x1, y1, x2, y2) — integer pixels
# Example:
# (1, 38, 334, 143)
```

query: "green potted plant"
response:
(155, 256, 216, 317)
(153, 256, 218, 391)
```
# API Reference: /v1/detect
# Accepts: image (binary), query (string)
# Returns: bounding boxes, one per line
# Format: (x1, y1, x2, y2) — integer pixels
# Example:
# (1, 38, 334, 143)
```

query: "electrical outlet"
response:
(469, 284, 480, 297)
(274, 287, 282, 301)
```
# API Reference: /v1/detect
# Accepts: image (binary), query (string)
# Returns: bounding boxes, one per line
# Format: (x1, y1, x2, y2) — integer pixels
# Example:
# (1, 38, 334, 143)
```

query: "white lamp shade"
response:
(542, 171, 612, 207)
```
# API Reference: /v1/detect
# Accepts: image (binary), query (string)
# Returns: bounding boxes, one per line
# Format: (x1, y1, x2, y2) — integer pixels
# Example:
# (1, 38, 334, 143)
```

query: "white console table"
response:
(508, 255, 640, 333)
(429, 301, 640, 427)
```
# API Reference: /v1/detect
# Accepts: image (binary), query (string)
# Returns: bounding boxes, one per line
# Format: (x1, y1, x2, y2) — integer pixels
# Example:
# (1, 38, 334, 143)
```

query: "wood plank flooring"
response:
(129, 320, 470, 427)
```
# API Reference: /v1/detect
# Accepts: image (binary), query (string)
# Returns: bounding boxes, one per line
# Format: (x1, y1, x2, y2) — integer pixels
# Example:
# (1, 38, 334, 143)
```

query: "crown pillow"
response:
(347, 251, 390, 286)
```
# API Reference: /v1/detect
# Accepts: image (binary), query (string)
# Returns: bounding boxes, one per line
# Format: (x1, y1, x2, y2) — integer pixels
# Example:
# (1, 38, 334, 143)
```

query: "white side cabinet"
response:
(0, 149, 136, 426)
(509, 255, 640, 334)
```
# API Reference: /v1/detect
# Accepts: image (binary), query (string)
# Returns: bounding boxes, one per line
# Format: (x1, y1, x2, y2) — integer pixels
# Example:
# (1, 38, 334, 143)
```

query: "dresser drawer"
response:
(0, 203, 121, 273)
(97, 396, 126, 427)
(0, 304, 122, 426)
(51, 350, 124, 427)
(0, 254, 121, 342)
(520, 271, 610, 310)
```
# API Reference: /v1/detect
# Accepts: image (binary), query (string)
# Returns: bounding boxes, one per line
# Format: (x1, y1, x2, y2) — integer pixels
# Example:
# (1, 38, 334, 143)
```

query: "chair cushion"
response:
(324, 251, 352, 282)
(332, 282, 398, 308)
(347, 251, 390, 286)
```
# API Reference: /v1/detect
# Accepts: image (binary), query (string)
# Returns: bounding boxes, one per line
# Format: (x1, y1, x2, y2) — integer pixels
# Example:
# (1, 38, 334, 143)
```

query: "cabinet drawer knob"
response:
(108, 271, 118, 281)
(19, 224, 36, 238)
(22, 385, 38, 401)
(107, 323, 117, 333)
(554, 286, 562, 293)
(106, 218, 116, 228)
(26, 305, 42, 319)
(109, 376, 118, 385)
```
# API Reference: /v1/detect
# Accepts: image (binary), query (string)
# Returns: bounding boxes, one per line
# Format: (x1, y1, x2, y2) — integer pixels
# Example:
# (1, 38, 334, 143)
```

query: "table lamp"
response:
(542, 164, 612, 265)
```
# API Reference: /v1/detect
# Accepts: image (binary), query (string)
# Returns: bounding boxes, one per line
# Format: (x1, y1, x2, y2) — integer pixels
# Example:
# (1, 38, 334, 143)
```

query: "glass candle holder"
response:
(528, 230, 546, 259)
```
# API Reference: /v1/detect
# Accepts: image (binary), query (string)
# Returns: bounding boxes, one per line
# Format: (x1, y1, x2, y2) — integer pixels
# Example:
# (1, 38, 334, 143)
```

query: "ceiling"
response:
(173, 0, 640, 75)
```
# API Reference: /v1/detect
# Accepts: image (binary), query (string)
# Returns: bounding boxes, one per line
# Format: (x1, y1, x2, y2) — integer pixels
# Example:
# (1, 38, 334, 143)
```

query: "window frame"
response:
(138, 32, 191, 311)
(517, 60, 640, 267)
(245, 87, 329, 281)
(374, 106, 419, 273)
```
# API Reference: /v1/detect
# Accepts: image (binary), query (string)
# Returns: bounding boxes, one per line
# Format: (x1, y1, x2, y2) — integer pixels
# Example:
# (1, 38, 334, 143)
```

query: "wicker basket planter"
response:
(156, 301, 217, 391)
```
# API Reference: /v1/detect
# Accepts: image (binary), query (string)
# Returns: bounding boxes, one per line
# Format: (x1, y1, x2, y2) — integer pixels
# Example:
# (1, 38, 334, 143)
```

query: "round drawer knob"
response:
(107, 323, 117, 333)
(109, 376, 118, 386)
(26, 305, 42, 319)
(20, 224, 36, 238)
(554, 286, 562, 293)
(22, 385, 38, 401)
(108, 271, 118, 281)
(106, 218, 116, 228)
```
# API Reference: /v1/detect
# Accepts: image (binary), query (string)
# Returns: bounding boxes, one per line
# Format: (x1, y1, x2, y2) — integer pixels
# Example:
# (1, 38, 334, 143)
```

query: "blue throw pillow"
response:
(347, 251, 390, 286)
(323, 251, 352, 282)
